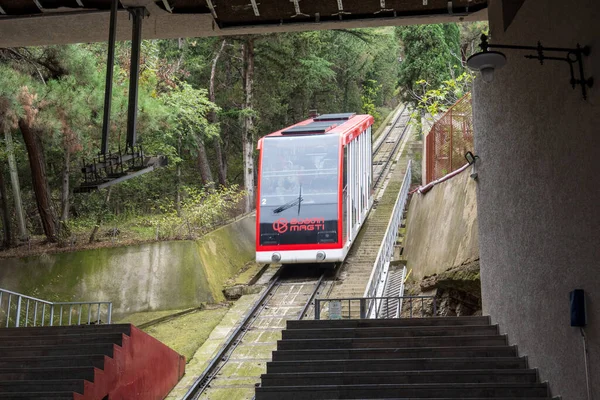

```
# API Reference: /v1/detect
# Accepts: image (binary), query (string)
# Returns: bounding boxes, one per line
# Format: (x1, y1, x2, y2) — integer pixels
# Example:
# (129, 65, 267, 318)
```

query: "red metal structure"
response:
(73, 325, 185, 400)
(425, 93, 473, 183)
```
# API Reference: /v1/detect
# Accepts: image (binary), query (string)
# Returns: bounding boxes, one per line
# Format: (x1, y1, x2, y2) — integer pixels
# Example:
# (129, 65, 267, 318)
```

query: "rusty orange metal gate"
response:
(425, 93, 474, 183)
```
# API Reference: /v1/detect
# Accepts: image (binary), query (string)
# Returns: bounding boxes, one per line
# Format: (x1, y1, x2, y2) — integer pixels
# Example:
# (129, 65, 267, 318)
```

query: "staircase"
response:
(378, 264, 406, 318)
(255, 316, 554, 399)
(0, 324, 185, 400)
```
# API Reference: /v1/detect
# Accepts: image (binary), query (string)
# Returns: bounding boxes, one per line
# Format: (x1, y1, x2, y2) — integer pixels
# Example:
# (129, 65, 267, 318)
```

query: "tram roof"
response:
(257, 113, 374, 149)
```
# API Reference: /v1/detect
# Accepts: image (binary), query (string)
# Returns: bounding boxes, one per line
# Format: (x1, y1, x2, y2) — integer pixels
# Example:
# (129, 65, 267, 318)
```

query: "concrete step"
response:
(0, 324, 130, 337)
(0, 333, 124, 346)
(286, 317, 491, 330)
(0, 343, 115, 358)
(271, 346, 517, 361)
(0, 366, 96, 381)
(0, 393, 76, 400)
(255, 383, 549, 399)
(0, 354, 106, 369)
(266, 357, 528, 373)
(276, 335, 508, 350)
(281, 325, 498, 340)
(0, 380, 85, 393)
(260, 369, 538, 386)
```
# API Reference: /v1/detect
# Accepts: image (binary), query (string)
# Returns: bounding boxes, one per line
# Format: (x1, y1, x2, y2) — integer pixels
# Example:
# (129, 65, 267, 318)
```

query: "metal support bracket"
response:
(289, 0, 308, 18)
(126, 7, 148, 151)
(100, 0, 119, 155)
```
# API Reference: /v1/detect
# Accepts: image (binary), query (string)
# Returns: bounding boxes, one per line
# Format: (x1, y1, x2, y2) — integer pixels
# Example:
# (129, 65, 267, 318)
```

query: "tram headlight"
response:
(271, 253, 281, 262)
(316, 251, 326, 261)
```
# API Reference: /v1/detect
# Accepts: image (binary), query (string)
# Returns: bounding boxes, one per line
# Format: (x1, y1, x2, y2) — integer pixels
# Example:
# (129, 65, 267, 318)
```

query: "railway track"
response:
(181, 106, 411, 400)
(183, 267, 328, 400)
(372, 105, 412, 189)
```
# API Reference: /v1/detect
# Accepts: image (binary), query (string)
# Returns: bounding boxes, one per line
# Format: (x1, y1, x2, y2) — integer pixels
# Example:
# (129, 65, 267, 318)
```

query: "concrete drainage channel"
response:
(183, 265, 333, 400)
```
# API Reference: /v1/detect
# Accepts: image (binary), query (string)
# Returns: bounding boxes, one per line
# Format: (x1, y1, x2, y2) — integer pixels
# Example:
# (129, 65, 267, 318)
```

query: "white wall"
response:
(474, 1, 600, 398)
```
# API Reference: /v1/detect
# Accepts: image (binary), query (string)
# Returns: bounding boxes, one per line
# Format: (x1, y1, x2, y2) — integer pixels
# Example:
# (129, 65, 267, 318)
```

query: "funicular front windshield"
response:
(259, 134, 340, 246)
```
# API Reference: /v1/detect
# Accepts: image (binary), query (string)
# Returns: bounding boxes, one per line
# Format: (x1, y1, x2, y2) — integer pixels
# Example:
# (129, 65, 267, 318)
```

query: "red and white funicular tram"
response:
(256, 113, 374, 264)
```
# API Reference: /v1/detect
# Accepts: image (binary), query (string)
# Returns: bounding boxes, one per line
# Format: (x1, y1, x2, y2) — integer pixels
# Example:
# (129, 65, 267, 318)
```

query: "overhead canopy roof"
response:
(0, 0, 488, 47)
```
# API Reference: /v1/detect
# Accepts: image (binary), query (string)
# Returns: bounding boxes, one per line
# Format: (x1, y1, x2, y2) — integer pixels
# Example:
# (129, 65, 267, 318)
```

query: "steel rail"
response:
(297, 273, 326, 321)
(372, 108, 412, 189)
(373, 104, 408, 156)
(183, 266, 281, 400)
(250, 273, 326, 400)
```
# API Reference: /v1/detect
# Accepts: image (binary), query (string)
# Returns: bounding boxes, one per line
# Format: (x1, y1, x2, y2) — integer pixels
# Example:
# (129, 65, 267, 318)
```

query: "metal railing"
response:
(364, 160, 412, 318)
(0, 288, 112, 328)
(314, 295, 437, 320)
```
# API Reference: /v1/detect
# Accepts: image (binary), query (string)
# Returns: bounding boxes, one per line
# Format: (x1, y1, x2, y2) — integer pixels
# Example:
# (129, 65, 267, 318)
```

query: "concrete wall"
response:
(404, 168, 479, 280)
(474, 1, 600, 398)
(0, 215, 256, 318)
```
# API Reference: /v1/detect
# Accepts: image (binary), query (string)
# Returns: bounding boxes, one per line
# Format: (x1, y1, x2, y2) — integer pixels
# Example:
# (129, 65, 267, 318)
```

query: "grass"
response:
(115, 308, 193, 327)
(141, 306, 229, 362)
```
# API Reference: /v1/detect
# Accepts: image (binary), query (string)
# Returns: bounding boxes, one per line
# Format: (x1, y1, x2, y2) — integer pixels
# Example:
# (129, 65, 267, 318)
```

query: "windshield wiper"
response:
(273, 185, 303, 214)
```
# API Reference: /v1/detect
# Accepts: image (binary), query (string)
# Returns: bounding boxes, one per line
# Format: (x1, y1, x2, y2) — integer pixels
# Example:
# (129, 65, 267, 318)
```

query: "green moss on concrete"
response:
(0, 215, 257, 318)
(196, 217, 255, 302)
(230, 262, 263, 286)
(142, 307, 229, 362)
(115, 309, 192, 326)
(199, 387, 256, 400)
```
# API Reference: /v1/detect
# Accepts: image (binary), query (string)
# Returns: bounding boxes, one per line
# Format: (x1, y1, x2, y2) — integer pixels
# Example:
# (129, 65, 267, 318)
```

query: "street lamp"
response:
(467, 34, 593, 100)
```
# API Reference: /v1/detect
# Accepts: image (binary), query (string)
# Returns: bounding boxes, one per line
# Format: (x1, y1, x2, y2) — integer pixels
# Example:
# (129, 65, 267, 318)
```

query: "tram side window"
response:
(343, 146, 348, 242)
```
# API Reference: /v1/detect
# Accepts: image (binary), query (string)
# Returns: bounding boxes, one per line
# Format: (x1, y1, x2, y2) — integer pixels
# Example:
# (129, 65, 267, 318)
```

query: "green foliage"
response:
(149, 185, 246, 240)
(1, 28, 403, 249)
(396, 24, 461, 107)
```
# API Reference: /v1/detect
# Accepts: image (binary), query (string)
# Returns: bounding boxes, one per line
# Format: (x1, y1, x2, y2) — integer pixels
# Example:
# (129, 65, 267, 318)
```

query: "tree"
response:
(397, 24, 461, 107)
(0, 66, 29, 241)
(241, 36, 256, 213)
(162, 82, 219, 211)
(0, 160, 11, 248)
(18, 86, 59, 242)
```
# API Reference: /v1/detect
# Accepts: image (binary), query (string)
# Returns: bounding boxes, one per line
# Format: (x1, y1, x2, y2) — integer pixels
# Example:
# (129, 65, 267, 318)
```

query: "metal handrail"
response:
(364, 160, 412, 318)
(0, 288, 112, 328)
(314, 295, 437, 320)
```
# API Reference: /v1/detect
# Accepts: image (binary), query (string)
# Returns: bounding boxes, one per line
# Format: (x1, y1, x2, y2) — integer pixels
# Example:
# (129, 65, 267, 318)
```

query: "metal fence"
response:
(0, 288, 112, 328)
(425, 93, 473, 183)
(314, 296, 437, 320)
(363, 160, 412, 318)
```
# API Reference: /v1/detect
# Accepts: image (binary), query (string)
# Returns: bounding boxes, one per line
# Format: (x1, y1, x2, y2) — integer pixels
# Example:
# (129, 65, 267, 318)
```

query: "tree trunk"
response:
(0, 161, 12, 248)
(197, 139, 214, 185)
(242, 37, 256, 213)
(89, 187, 112, 243)
(19, 119, 58, 242)
(4, 129, 28, 241)
(60, 149, 70, 223)
(176, 134, 182, 217)
(57, 148, 72, 244)
(210, 39, 228, 186)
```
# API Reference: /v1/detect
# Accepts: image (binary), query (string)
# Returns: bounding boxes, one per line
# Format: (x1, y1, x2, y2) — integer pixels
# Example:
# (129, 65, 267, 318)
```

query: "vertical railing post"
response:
(49, 305, 54, 327)
(15, 296, 22, 327)
(359, 299, 366, 319)
(107, 303, 112, 324)
(314, 299, 320, 320)
(33, 302, 38, 327)
(25, 300, 30, 327)
(6, 295, 11, 328)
